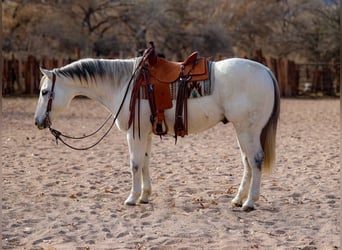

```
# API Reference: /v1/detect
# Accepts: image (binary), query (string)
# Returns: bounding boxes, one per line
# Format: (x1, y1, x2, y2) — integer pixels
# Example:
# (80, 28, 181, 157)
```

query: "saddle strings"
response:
(49, 49, 152, 150)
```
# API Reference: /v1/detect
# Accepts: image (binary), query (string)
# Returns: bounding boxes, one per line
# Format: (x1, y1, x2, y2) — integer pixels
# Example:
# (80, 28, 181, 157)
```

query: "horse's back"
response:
(213, 58, 276, 125)
(214, 58, 273, 92)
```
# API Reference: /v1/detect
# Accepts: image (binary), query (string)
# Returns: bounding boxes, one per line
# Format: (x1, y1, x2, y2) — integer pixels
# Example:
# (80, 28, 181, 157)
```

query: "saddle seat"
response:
(148, 52, 208, 84)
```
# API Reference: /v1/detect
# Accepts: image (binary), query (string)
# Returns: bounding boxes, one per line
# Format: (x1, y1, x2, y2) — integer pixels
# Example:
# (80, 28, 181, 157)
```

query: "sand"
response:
(2, 97, 340, 249)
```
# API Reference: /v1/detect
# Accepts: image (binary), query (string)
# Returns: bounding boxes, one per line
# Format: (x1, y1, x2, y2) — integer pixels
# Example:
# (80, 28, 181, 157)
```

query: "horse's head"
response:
(34, 68, 72, 129)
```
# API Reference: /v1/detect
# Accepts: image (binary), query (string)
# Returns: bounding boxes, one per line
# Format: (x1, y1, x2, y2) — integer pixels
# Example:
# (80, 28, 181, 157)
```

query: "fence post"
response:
(268, 57, 278, 81)
(13, 56, 20, 94)
(26, 55, 35, 95)
(334, 63, 340, 94)
(312, 65, 322, 94)
(9, 55, 20, 94)
(75, 47, 80, 60)
(2, 57, 8, 94)
(276, 59, 283, 96)
(288, 60, 298, 96)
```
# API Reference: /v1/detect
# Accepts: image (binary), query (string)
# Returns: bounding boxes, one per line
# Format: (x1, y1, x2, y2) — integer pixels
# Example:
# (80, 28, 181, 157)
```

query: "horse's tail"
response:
(261, 69, 280, 174)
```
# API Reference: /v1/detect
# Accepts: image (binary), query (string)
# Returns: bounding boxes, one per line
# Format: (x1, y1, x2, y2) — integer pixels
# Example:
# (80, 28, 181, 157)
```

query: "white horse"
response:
(34, 57, 280, 211)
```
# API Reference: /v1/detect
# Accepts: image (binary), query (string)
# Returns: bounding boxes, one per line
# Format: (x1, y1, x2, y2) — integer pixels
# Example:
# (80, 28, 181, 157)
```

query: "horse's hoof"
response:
(242, 205, 255, 212)
(139, 199, 149, 204)
(125, 201, 136, 206)
(139, 194, 149, 204)
(124, 198, 137, 206)
(231, 198, 243, 207)
(232, 201, 242, 207)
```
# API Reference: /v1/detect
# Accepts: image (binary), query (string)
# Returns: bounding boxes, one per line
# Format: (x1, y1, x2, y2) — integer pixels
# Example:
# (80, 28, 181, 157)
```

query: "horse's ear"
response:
(40, 68, 53, 79)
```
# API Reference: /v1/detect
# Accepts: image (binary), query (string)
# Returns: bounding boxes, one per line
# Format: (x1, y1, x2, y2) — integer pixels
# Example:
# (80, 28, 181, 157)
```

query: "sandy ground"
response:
(2, 97, 340, 249)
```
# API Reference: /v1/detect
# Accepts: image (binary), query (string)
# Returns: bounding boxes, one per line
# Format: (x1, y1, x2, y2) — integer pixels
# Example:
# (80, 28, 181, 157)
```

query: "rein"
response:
(47, 52, 151, 150)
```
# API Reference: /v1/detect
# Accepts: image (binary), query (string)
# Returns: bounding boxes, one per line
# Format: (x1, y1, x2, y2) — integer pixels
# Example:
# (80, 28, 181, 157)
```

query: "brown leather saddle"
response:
(129, 42, 209, 140)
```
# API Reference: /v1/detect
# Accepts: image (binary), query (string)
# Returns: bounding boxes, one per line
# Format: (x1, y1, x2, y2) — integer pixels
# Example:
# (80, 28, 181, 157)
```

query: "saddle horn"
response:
(145, 41, 158, 66)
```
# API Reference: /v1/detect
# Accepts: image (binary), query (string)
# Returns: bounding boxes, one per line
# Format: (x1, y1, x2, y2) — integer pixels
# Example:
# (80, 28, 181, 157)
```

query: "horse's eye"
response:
(41, 90, 49, 96)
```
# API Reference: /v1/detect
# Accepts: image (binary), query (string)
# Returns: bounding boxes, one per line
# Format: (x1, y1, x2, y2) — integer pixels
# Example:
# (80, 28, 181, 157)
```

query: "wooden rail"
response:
(2, 53, 340, 97)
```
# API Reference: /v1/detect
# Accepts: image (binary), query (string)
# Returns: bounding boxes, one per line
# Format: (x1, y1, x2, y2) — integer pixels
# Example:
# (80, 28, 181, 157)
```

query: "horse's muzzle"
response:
(35, 116, 51, 130)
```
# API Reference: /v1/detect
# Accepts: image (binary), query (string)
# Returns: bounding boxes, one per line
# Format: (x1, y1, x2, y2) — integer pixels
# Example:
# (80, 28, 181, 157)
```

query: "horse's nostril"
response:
(35, 119, 41, 128)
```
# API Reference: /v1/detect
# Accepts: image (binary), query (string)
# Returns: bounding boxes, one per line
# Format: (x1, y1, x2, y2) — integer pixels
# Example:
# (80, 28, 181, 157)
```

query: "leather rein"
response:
(46, 51, 151, 150)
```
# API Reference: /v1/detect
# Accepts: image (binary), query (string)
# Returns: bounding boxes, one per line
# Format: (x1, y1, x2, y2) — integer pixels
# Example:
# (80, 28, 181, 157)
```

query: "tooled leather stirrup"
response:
(153, 111, 168, 136)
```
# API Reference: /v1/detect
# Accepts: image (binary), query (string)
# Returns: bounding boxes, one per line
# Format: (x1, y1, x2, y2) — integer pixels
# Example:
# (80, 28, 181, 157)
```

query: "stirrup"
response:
(153, 119, 168, 136)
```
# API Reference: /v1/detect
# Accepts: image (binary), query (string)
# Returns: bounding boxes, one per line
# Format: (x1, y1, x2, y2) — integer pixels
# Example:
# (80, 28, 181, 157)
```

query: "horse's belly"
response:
(164, 96, 224, 135)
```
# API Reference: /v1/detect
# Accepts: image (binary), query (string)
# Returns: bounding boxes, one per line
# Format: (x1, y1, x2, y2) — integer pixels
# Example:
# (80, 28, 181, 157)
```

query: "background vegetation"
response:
(2, 0, 340, 62)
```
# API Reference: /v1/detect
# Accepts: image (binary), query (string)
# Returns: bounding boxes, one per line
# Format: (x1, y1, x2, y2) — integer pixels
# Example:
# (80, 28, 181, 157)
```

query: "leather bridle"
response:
(45, 72, 56, 128)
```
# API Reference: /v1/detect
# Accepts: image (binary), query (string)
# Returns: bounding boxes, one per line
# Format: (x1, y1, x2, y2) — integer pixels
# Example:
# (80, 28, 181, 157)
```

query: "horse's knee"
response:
(131, 161, 140, 173)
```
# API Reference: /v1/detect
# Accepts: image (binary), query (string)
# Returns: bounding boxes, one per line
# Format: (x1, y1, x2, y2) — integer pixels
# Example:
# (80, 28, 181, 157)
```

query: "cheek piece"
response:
(45, 73, 56, 128)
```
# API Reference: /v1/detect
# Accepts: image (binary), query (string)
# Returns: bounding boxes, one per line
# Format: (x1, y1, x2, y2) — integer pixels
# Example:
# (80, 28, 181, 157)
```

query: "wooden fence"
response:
(250, 50, 340, 97)
(2, 53, 340, 97)
(2, 55, 75, 96)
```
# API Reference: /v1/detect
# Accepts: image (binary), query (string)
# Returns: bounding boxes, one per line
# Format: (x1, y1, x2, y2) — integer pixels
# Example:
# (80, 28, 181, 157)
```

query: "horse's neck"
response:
(73, 79, 115, 109)
(64, 59, 137, 112)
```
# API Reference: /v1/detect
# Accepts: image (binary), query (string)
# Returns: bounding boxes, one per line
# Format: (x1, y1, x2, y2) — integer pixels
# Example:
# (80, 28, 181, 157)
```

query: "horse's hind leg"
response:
(231, 150, 251, 207)
(233, 129, 264, 211)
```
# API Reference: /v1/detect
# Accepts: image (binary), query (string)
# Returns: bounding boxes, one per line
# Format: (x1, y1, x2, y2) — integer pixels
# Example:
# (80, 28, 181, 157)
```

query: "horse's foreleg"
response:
(139, 134, 152, 203)
(125, 133, 149, 206)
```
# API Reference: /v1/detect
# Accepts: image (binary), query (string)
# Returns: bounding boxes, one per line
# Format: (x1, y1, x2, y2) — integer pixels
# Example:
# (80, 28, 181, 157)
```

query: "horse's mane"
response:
(54, 58, 137, 85)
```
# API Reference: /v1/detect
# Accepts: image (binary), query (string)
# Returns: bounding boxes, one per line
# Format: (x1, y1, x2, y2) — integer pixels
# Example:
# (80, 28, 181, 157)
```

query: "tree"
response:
(2, 1, 55, 56)
(58, 0, 121, 56)
(216, 0, 340, 61)
(2, 0, 339, 62)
